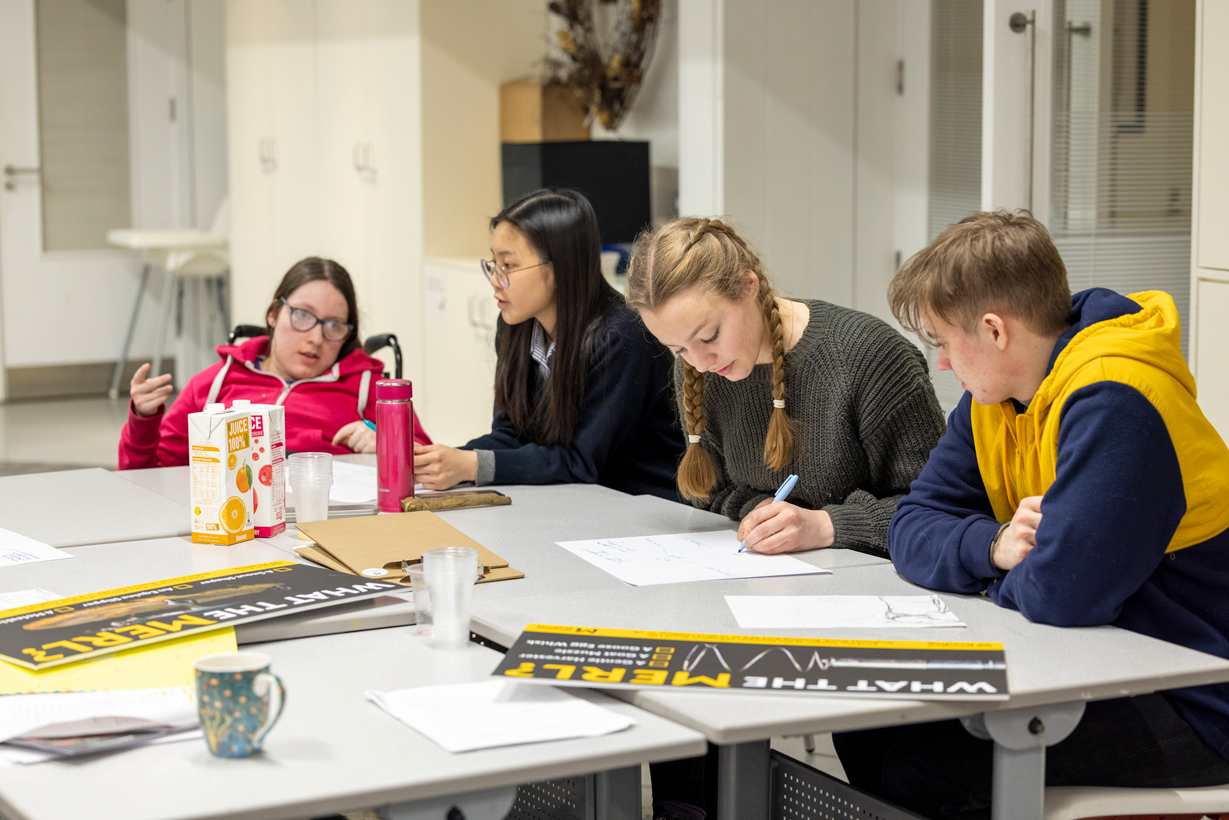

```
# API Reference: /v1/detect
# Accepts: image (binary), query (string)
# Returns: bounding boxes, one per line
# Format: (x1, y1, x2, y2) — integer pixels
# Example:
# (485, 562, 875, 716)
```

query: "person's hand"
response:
(737, 502, 834, 554)
(332, 421, 376, 454)
(130, 363, 172, 418)
(414, 443, 478, 490)
(992, 495, 1043, 571)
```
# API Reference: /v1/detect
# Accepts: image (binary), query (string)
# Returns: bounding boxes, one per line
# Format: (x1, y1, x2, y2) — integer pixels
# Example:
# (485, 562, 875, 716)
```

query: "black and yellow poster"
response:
(0, 561, 399, 670)
(494, 624, 1008, 701)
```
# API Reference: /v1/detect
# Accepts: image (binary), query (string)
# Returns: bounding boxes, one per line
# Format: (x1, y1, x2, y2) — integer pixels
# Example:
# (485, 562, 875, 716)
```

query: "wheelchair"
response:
(227, 325, 403, 379)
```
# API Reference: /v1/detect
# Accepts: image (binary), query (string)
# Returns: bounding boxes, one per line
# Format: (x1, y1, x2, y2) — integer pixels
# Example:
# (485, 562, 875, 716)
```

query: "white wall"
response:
(420, 0, 544, 259)
(0, 0, 226, 372)
(592, 0, 680, 227)
(678, 0, 928, 320)
(189, 0, 229, 230)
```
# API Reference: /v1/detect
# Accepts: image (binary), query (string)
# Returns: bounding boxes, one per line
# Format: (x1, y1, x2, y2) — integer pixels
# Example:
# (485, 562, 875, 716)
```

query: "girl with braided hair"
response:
(628, 216, 945, 820)
(628, 216, 945, 557)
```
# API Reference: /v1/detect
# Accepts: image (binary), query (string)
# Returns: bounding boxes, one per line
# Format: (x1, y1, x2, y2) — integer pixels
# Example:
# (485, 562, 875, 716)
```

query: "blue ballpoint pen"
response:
(740, 474, 800, 552)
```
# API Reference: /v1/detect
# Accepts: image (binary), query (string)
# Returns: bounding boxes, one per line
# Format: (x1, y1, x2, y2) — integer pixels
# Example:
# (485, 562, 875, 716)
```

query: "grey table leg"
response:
(109, 264, 151, 399)
(962, 701, 1086, 820)
(592, 765, 641, 820)
(716, 740, 771, 820)
(151, 267, 177, 379)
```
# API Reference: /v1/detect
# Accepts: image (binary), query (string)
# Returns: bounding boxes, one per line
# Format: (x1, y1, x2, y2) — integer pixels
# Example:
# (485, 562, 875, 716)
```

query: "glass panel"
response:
(35, 0, 131, 252)
(927, 0, 983, 411)
(1050, 0, 1195, 355)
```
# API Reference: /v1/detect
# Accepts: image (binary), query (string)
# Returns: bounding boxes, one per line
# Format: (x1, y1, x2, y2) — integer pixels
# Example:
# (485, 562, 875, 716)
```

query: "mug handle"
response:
(251, 672, 286, 747)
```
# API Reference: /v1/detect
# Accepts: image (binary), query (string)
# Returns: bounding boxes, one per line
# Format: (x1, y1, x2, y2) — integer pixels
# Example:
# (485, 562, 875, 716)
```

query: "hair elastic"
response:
(773, 399, 786, 409)
(688, 435, 701, 444)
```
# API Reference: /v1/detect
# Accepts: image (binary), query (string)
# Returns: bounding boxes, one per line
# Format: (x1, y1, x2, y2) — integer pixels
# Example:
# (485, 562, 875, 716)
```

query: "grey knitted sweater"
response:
(676, 299, 945, 558)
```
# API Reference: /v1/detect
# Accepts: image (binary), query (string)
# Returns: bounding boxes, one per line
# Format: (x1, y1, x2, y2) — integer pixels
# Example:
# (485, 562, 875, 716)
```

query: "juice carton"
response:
(232, 400, 286, 538)
(189, 403, 255, 545)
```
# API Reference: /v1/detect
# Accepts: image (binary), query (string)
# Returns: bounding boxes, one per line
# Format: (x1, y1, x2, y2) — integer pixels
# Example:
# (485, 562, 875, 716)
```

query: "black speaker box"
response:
(501, 140, 651, 246)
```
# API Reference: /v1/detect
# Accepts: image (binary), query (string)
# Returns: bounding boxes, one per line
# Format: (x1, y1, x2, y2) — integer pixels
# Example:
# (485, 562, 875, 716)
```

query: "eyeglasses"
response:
(279, 297, 353, 342)
(480, 258, 549, 289)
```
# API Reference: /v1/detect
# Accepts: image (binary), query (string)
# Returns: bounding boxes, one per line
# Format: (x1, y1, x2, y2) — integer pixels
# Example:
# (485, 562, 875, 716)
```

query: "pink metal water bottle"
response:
(375, 379, 415, 513)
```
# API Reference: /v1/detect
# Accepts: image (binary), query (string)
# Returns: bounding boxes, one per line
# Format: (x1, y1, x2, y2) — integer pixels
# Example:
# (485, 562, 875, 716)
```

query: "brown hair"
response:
(888, 210, 1072, 339)
(264, 257, 362, 362)
(626, 217, 793, 502)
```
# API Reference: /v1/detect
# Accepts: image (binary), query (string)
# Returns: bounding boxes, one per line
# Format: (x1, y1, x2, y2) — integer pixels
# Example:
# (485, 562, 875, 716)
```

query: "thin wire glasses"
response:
(480, 258, 549, 289)
(279, 297, 353, 342)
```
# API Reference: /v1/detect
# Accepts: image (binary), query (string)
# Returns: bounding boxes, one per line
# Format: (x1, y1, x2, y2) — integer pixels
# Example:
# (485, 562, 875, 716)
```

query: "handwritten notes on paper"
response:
(725, 595, 966, 629)
(0, 529, 73, 568)
(554, 530, 830, 586)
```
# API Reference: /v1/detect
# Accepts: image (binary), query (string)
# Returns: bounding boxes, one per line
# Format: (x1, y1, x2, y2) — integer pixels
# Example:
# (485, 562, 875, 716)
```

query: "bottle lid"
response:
(231, 399, 251, 408)
(205, 403, 225, 413)
(375, 379, 413, 401)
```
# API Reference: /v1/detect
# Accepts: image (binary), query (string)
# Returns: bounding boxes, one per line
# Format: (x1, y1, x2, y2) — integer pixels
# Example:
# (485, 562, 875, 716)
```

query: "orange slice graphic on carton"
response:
(228, 454, 237, 470)
(219, 497, 247, 534)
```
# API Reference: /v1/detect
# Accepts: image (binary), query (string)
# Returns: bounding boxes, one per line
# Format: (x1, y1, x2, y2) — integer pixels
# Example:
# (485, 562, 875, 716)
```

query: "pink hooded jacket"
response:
(118, 336, 430, 470)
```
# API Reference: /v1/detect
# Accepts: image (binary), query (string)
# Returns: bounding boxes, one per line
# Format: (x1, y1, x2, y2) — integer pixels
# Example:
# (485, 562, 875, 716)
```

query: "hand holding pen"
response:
(736, 474, 835, 554)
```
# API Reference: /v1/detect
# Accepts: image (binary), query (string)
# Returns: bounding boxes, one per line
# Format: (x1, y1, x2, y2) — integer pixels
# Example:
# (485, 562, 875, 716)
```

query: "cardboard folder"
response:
(294, 511, 523, 586)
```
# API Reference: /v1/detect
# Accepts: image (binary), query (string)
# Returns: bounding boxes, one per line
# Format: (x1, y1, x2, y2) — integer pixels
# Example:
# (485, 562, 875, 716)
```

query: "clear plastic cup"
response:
(422, 547, 478, 649)
(406, 567, 432, 638)
(288, 452, 332, 527)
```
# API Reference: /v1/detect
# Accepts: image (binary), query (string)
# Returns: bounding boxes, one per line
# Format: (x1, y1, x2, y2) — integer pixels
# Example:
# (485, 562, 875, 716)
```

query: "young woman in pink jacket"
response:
(118, 257, 430, 469)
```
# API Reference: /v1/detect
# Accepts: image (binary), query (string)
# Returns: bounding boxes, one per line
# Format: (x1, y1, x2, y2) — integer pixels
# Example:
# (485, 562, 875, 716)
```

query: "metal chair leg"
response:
(152, 268, 177, 378)
(110, 264, 151, 399)
(803, 734, 816, 754)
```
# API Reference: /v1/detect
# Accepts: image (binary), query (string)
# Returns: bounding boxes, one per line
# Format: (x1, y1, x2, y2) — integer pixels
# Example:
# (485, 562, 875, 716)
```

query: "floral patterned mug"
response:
(193, 651, 286, 758)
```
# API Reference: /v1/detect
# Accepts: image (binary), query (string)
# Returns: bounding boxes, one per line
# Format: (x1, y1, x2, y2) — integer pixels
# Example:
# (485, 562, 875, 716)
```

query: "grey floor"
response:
(0, 395, 129, 475)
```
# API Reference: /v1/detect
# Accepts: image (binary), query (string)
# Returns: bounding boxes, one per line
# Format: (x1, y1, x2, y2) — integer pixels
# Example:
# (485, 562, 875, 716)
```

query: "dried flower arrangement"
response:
(547, 0, 663, 132)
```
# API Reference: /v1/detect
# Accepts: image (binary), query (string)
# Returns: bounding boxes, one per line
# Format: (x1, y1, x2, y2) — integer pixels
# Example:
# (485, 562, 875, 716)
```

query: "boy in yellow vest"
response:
(833, 211, 1229, 819)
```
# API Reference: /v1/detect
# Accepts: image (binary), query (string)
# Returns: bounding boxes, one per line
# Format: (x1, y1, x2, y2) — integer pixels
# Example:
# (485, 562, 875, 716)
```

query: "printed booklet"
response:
(493, 624, 1008, 701)
(0, 561, 400, 670)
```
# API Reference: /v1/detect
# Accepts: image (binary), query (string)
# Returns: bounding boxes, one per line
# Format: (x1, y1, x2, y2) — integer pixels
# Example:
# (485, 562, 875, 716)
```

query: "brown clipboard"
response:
(293, 510, 524, 586)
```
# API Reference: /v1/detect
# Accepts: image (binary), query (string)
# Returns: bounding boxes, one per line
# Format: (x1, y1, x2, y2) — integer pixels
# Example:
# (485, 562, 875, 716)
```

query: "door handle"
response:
(3, 164, 40, 191)
(1009, 10, 1037, 211)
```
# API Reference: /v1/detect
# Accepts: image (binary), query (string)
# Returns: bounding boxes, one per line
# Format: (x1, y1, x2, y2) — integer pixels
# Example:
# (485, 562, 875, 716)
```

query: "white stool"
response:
(105, 199, 230, 398)
(1045, 784, 1229, 820)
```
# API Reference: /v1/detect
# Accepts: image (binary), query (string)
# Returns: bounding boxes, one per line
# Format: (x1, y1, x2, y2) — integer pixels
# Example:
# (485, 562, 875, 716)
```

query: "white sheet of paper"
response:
(0, 589, 61, 610)
(724, 595, 966, 629)
(0, 687, 198, 744)
(555, 530, 831, 586)
(366, 680, 634, 753)
(0, 529, 73, 568)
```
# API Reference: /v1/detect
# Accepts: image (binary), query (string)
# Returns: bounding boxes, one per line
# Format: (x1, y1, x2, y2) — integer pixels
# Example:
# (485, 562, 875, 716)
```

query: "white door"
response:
(0, 0, 141, 400)
(981, 0, 1054, 216)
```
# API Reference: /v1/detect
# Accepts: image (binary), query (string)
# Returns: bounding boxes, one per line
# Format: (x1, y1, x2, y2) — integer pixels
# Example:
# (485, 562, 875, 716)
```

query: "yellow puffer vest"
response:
(970, 291, 1229, 553)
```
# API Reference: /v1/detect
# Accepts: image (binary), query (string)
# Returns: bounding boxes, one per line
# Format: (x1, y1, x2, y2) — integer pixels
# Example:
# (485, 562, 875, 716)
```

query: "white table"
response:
(0, 627, 707, 820)
(0, 468, 190, 547)
(468, 560, 1229, 820)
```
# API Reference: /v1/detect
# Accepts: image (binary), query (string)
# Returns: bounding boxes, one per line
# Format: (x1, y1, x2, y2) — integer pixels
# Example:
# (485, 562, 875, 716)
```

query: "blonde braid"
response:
(762, 291, 794, 471)
(677, 360, 717, 501)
